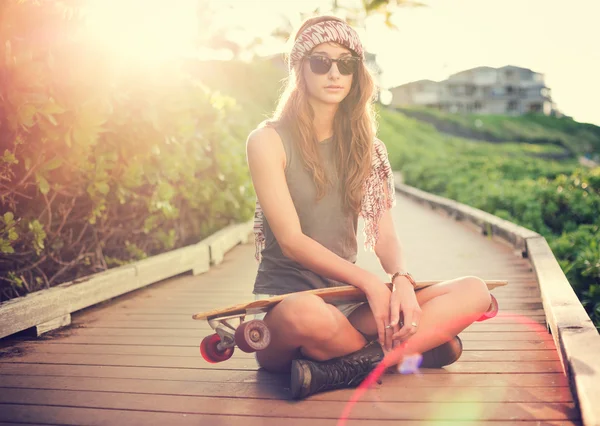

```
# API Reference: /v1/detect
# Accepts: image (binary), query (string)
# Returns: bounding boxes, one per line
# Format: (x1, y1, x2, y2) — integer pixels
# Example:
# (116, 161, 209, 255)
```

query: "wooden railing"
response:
(0, 221, 253, 339)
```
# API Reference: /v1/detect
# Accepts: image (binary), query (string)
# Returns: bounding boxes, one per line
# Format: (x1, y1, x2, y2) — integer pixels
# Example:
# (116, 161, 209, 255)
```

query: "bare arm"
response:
(373, 194, 421, 343)
(374, 208, 405, 275)
(246, 127, 379, 292)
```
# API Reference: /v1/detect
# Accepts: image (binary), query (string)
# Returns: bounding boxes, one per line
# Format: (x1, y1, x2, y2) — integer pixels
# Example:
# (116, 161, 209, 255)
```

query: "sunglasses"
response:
(307, 55, 360, 76)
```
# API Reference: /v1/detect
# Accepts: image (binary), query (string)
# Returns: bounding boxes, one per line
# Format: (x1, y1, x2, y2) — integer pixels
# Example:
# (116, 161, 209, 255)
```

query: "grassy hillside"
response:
(379, 107, 600, 328)
(395, 106, 600, 158)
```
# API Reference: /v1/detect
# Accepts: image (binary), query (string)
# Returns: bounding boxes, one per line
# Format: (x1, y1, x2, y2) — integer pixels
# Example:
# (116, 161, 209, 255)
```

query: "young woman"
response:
(246, 15, 492, 399)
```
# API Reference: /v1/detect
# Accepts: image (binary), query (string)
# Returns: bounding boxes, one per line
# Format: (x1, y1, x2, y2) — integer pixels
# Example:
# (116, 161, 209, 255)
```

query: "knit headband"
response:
(289, 20, 364, 70)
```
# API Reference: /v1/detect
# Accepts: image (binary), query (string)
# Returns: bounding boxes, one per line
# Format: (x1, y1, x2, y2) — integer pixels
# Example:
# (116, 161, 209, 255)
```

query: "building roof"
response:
(389, 79, 439, 90)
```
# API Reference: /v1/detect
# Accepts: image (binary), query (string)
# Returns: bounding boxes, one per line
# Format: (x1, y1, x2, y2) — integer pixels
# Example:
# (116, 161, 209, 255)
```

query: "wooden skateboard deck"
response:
(195, 279, 507, 363)
(192, 279, 507, 321)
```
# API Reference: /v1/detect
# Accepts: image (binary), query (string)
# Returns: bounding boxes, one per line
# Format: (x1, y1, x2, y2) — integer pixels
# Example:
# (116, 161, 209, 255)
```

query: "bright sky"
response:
(219, 0, 600, 125)
(84, 0, 599, 126)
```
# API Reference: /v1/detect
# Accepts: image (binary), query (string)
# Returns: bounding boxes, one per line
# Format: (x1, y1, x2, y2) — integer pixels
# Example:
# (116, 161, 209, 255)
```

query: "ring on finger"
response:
(385, 324, 393, 329)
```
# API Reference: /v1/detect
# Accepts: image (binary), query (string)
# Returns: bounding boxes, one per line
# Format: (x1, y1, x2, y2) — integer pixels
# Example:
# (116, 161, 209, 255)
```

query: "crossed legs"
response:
(255, 276, 492, 373)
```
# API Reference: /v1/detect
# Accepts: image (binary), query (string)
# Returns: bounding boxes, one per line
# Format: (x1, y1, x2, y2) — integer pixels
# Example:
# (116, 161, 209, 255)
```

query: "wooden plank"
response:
(10, 343, 559, 362)
(0, 405, 582, 426)
(0, 363, 570, 387)
(0, 266, 135, 340)
(11, 337, 559, 352)
(35, 314, 71, 336)
(73, 314, 549, 326)
(6, 333, 554, 348)
(527, 237, 600, 426)
(39, 328, 555, 341)
(65, 309, 551, 324)
(0, 375, 574, 403)
(69, 319, 548, 331)
(0, 349, 560, 369)
(0, 353, 564, 373)
(0, 389, 579, 421)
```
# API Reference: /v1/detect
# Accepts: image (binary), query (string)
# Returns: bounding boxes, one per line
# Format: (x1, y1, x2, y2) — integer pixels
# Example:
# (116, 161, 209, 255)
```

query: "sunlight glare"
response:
(83, 0, 198, 66)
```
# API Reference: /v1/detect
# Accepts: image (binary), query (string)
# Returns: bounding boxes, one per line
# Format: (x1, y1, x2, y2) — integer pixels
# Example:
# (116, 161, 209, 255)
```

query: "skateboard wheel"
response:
(477, 294, 499, 321)
(200, 333, 234, 363)
(234, 320, 271, 353)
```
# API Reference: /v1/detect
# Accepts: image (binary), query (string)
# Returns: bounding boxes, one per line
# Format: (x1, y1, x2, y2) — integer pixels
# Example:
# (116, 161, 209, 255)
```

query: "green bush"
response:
(0, 1, 272, 300)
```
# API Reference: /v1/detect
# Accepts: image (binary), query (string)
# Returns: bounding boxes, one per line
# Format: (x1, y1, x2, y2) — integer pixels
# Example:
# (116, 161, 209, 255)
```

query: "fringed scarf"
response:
(253, 138, 395, 262)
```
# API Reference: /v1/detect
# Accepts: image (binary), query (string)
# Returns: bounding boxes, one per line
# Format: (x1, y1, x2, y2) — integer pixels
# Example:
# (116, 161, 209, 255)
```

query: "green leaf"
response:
(35, 173, 50, 194)
(3, 212, 15, 225)
(43, 157, 62, 171)
(8, 229, 18, 241)
(2, 150, 18, 165)
(95, 181, 110, 195)
(17, 104, 37, 128)
(0, 239, 15, 254)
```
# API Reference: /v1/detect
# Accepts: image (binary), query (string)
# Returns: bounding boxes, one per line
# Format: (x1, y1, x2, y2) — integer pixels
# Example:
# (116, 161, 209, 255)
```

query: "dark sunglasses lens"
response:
(338, 59, 358, 75)
(309, 57, 331, 74)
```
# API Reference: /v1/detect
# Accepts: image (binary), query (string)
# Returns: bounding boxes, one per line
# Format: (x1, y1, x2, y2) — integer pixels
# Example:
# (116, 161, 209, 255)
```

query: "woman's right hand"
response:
(362, 276, 393, 351)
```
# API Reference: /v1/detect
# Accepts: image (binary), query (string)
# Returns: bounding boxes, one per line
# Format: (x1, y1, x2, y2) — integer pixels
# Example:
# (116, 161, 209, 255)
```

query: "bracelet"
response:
(391, 271, 416, 288)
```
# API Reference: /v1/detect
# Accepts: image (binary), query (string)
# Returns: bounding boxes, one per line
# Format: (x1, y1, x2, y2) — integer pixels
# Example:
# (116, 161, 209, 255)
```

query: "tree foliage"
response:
(0, 0, 257, 300)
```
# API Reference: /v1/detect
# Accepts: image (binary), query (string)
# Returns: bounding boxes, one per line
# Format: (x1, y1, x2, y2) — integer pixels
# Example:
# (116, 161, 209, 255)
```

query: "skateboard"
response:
(193, 279, 506, 363)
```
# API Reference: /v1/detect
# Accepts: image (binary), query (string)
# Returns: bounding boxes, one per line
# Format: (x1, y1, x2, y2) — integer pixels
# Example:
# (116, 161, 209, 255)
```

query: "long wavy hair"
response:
(266, 15, 377, 215)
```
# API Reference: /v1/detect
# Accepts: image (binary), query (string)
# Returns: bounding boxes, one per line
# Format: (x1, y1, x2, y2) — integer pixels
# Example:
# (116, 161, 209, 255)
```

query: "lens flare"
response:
(337, 311, 547, 424)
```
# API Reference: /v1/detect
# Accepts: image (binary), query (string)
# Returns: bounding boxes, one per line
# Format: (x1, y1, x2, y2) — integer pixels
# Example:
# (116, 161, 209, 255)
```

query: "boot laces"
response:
(317, 357, 373, 391)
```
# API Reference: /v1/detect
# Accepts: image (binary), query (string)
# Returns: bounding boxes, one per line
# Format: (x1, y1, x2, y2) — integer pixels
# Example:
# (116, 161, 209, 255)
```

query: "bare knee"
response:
(271, 293, 340, 342)
(455, 276, 492, 312)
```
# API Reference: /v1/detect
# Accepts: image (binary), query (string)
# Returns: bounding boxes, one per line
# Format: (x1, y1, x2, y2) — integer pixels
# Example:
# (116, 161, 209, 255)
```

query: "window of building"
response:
(507, 100, 518, 112)
(492, 87, 504, 96)
(528, 103, 542, 113)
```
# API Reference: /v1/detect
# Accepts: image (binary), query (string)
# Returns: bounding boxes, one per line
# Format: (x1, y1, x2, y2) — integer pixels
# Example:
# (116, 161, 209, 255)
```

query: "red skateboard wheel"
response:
(200, 333, 234, 363)
(477, 294, 499, 322)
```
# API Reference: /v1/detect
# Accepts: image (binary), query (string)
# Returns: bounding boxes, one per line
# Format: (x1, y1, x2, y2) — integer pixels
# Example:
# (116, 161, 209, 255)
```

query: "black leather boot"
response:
(420, 336, 463, 368)
(290, 341, 385, 400)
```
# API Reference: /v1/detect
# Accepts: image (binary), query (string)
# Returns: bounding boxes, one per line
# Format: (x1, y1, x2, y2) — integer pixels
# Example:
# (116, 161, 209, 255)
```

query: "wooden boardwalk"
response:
(0, 192, 581, 425)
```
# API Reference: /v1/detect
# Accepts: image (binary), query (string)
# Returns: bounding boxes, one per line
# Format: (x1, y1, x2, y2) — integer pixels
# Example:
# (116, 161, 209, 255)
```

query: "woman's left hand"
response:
(389, 278, 421, 345)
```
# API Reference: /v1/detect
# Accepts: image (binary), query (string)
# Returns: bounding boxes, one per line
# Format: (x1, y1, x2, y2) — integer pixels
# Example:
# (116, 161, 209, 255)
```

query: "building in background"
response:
(389, 65, 560, 116)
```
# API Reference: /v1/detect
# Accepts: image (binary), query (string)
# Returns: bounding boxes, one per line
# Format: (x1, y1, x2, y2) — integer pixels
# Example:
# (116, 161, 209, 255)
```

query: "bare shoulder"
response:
(246, 125, 286, 171)
(246, 126, 284, 156)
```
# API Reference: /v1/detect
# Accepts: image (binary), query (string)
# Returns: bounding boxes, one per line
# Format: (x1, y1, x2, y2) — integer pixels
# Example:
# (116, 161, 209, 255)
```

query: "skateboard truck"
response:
(208, 315, 242, 351)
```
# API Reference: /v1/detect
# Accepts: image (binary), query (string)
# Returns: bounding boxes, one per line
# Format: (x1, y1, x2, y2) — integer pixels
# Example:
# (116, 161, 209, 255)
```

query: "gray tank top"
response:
(253, 124, 358, 295)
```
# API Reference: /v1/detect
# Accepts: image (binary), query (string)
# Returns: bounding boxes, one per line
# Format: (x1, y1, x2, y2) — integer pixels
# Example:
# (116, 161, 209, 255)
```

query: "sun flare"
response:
(82, 0, 199, 66)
